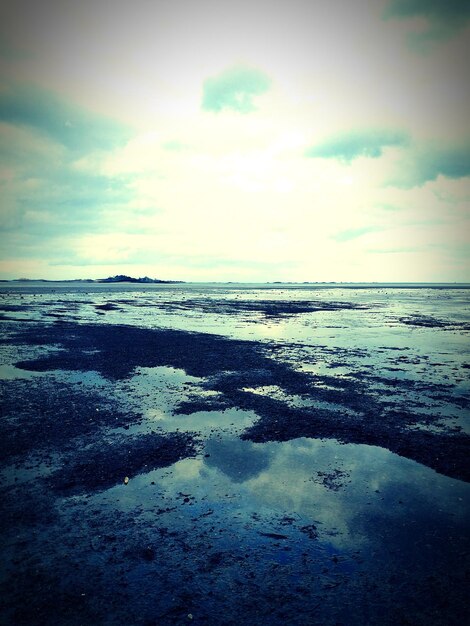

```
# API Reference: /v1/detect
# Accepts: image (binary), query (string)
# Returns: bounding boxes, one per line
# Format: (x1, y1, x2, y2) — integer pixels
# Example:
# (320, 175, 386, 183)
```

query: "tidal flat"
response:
(1, 283, 469, 625)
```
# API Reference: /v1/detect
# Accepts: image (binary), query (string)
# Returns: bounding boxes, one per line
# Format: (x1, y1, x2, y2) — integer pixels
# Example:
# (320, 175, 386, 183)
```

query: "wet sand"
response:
(1, 284, 469, 625)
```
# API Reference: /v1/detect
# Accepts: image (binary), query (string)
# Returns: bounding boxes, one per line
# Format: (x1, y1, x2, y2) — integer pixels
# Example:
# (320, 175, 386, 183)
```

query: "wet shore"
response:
(1, 285, 469, 625)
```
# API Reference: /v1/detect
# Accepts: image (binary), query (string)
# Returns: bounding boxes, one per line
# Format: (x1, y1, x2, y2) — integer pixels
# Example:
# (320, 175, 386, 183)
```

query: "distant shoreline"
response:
(1, 279, 469, 289)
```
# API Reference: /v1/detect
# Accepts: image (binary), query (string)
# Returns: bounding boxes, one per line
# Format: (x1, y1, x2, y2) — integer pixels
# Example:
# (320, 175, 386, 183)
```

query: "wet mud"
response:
(6, 320, 469, 481)
(399, 315, 470, 330)
(131, 297, 368, 318)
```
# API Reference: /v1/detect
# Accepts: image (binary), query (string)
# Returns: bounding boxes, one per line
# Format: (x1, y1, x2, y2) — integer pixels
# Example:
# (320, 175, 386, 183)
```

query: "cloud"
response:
(384, 0, 470, 43)
(0, 83, 131, 154)
(305, 129, 409, 163)
(389, 141, 470, 187)
(332, 226, 381, 242)
(0, 166, 133, 249)
(202, 65, 271, 113)
(0, 84, 136, 255)
(162, 140, 189, 152)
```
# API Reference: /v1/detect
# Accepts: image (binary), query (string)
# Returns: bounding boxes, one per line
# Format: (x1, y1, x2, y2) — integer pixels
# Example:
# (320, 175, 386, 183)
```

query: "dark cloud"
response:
(202, 65, 271, 113)
(386, 0, 470, 21)
(0, 83, 131, 154)
(384, 0, 470, 42)
(391, 141, 470, 187)
(305, 129, 409, 163)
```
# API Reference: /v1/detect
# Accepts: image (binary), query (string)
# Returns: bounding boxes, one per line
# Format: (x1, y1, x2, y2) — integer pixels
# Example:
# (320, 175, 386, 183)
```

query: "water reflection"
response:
(0, 364, 43, 380)
(107, 432, 469, 561)
(147, 408, 258, 436)
(204, 437, 274, 483)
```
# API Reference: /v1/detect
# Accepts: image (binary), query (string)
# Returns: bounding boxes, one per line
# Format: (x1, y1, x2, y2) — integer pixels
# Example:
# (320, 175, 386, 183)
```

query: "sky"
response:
(0, 0, 469, 282)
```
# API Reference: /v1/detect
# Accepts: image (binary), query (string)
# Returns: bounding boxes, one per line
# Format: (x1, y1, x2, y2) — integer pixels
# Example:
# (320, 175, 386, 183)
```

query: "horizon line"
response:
(1, 278, 470, 286)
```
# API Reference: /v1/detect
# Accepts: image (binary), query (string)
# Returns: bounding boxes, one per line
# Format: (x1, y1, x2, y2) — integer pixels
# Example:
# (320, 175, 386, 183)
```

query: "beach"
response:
(1, 283, 469, 625)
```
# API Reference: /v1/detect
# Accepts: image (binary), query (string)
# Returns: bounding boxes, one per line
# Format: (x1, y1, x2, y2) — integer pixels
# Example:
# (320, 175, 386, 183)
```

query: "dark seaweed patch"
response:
(150, 297, 368, 318)
(0, 377, 139, 461)
(49, 431, 198, 494)
(0, 304, 30, 311)
(400, 315, 470, 330)
(94, 302, 122, 311)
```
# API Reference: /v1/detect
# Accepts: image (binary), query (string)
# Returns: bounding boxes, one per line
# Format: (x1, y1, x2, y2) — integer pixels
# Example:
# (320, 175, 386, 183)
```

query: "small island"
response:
(1, 275, 184, 284)
(97, 275, 183, 284)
